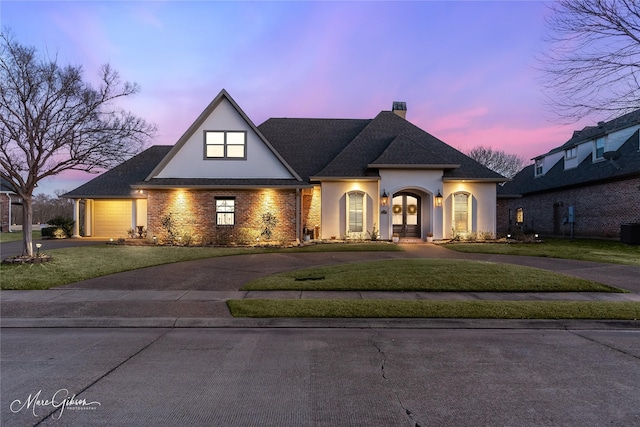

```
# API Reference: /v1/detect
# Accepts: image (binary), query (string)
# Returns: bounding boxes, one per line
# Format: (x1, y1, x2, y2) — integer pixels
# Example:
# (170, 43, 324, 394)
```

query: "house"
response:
(498, 109, 640, 239)
(1, 177, 17, 233)
(64, 90, 505, 243)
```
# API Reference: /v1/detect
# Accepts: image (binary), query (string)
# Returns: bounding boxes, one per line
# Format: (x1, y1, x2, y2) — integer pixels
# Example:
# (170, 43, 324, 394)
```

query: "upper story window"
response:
(535, 159, 543, 176)
(565, 147, 577, 159)
(595, 137, 605, 160)
(205, 131, 246, 159)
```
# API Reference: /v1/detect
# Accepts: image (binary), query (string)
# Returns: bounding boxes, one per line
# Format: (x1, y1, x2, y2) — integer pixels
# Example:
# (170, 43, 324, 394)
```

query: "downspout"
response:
(295, 188, 301, 244)
(8, 193, 12, 233)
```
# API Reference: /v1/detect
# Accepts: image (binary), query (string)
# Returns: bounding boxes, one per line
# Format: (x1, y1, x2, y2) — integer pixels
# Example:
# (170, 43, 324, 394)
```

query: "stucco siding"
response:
(320, 181, 378, 239)
(155, 98, 294, 179)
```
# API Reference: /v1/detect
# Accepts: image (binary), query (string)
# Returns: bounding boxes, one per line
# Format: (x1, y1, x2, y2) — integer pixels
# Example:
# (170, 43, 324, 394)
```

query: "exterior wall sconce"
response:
(435, 190, 443, 207)
(380, 189, 389, 214)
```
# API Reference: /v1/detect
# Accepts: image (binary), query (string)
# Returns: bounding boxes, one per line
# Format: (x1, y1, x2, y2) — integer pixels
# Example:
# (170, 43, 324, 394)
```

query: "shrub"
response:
(46, 216, 74, 237)
(41, 226, 66, 239)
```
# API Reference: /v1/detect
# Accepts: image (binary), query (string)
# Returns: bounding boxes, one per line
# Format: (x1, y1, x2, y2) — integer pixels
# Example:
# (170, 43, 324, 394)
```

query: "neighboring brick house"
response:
(1, 177, 17, 233)
(498, 109, 640, 238)
(64, 90, 504, 243)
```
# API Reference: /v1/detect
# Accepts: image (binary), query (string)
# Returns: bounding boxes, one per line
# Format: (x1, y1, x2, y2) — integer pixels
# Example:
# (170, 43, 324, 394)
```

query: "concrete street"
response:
(2, 327, 640, 426)
(2, 242, 639, 425)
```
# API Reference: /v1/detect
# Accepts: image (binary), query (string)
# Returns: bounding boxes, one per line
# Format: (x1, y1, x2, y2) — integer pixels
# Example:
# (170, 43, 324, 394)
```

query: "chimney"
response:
(392, 101, 407, 119)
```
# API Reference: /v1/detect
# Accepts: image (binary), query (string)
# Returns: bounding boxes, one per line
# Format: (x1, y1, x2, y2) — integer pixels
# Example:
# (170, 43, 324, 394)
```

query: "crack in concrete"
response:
(371, 334, 422, 427)
(569, 330, 640, 361)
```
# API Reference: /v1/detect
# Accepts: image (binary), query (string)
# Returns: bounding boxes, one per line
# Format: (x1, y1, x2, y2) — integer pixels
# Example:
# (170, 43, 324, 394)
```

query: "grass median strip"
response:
(227, 299, 640, 320)
(242, 259, 623, 293)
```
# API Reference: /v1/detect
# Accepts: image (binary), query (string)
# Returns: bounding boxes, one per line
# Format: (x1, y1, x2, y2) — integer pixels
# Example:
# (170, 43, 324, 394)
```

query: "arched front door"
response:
(392, 192, 421, 238)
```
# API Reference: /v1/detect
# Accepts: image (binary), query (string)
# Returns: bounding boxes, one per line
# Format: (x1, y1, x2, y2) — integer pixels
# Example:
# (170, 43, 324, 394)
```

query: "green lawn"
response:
(242, 259, 622, 293)
(0, 231, 41, 243)
(445, 238, 640, 266)
(0, 243, 401, 290)
(227, 299, 640, 320)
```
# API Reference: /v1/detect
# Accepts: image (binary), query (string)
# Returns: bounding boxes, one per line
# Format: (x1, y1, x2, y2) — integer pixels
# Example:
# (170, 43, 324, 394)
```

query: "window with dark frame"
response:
(216, 198, 235, 225)
(205, 131, 246, 159)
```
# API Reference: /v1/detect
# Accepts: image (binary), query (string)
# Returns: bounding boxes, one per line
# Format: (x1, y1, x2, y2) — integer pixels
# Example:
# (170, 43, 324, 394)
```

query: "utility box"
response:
(567, 206, 575, 223)
(620, 223, 640, 245)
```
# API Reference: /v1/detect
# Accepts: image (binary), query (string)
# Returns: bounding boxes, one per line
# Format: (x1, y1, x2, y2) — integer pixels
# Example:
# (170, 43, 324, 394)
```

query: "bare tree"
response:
(466, 146, 525, 179)
(0, 31, 156, 256)
(540, 0, 640, 122)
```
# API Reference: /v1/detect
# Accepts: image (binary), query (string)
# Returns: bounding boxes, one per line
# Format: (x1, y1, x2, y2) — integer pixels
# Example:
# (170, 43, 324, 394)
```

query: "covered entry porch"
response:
(70, 198, 147, 239)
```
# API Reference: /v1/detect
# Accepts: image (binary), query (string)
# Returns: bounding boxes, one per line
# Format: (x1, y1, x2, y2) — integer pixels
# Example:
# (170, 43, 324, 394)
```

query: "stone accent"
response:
(497, 177, 640, 238)
(147, 189, 298, 245)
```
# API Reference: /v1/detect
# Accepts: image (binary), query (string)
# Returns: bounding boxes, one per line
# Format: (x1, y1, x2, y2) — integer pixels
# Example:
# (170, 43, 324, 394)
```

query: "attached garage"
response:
(93, 200, 132, 238)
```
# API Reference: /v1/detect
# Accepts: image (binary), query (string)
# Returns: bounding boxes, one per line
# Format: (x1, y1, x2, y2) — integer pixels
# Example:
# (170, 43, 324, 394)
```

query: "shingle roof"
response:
(136, 178, 308, 188)
(66, 106, 504, 198)
(542, 109, 640, 157)
(499, 130, 640, 196)
(257, 118, 371, 181)
(63, 146, 173, 198)
(313, 111, 504, 180)
(1, 176, 16, 193)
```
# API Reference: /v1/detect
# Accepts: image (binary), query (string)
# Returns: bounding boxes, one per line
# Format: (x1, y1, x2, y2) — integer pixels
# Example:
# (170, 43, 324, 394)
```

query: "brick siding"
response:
(147, 189, 298, 244)
(497, 177, 640, 238)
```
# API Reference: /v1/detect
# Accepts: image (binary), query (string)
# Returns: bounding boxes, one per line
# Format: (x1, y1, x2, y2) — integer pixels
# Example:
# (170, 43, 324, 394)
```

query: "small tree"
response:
(0, 31, 155, 256)
(466, 146, 525, 179)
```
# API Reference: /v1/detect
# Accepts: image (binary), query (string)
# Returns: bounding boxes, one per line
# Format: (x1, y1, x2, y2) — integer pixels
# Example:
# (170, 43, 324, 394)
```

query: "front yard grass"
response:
(241, 259, 623, 293)
(0, 242, 401, 290)
(445, 238, 640, 266)
(227, 299, 640, 320)
(0, 231, 41, 243)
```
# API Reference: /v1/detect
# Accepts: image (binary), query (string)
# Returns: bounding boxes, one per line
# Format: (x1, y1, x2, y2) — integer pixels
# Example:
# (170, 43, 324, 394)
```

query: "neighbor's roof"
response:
(499, 130, 640, 197)
(539, 109, 640, 159)
(63, 146, 173, 198)
(1, 176, 16, 193)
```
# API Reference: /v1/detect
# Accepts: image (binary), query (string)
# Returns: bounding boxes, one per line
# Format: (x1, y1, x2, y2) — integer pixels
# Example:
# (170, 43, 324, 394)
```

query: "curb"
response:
(2, 317, 639, 330)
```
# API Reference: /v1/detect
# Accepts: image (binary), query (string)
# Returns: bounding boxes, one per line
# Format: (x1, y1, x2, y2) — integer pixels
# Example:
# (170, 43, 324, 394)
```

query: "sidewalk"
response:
(2, 243, 639, 328)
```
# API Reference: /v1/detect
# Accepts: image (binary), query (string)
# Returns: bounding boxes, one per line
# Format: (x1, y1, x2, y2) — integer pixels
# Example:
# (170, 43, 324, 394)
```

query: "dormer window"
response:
(565, 147, 577, 159)
(205, 131, 246, 159)
(595, 137, 605, 160)
(535, 159, 543, 176)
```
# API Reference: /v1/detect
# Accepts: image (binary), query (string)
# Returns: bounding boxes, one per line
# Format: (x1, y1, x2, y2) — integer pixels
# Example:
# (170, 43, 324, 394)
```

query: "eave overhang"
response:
(368, 163, 461, 170)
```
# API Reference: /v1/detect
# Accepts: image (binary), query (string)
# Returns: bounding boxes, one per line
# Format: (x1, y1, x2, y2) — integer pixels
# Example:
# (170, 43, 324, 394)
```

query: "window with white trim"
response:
(453, 193, 469, 233)
(216, 198, 235, 225)
(565, 147, 577, 159)
(347, 191, 365, 233)
(535, 159, 543, 176)
(205, 131, 246, 159)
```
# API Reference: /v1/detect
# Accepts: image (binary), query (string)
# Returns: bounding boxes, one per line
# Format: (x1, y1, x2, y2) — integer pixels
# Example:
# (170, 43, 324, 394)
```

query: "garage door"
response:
(93, 200, 132, 238)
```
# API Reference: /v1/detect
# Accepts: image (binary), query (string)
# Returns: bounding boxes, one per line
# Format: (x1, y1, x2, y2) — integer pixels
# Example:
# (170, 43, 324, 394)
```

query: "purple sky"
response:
(3, 1, 590, 195)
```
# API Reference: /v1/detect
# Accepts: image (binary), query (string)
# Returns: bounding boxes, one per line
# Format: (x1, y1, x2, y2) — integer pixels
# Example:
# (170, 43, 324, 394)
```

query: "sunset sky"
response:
(2, 1, 594, 195)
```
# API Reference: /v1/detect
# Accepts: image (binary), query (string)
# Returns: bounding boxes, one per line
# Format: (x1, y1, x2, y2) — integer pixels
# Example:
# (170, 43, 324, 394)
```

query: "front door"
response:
(392, 193, 421, 238)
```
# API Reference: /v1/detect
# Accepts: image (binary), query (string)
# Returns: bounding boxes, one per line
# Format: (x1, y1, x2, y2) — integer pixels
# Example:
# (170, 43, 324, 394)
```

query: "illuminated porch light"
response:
(381, 190, 389, 207)
(435, 190, 443, 207)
